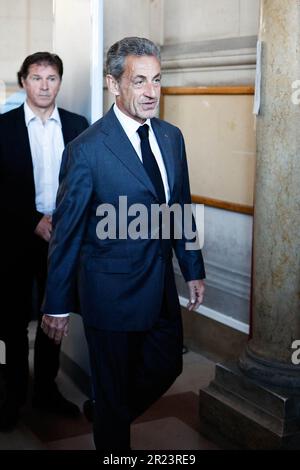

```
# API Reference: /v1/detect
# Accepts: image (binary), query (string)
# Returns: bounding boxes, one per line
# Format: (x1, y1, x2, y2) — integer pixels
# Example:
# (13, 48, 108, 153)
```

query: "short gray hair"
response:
(106, 37, 161, 80)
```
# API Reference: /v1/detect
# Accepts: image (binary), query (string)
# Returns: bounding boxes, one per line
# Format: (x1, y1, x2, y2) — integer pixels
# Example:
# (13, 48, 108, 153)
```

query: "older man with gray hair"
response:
(42, 36, 205, 450)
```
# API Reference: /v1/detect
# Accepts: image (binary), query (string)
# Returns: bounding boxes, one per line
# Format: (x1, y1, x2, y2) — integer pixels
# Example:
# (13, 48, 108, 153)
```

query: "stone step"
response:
(214, 361, 300, 420)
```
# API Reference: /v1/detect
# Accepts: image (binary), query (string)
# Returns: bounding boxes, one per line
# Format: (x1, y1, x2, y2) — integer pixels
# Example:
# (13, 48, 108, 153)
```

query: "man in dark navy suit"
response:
(42, 37, 205, 450)
(0, 52, 88, 430)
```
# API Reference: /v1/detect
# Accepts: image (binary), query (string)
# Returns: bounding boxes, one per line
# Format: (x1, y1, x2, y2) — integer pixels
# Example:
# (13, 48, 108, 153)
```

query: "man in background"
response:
(0, 52, 89, 431)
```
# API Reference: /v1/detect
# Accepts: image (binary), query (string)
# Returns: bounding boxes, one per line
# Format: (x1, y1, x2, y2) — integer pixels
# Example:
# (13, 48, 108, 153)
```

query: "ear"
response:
(106, 74, 120, 97)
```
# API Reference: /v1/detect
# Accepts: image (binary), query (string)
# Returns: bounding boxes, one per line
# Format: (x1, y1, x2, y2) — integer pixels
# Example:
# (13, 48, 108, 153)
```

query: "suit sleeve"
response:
(32, 210, 45, 231)
(0, 112, 44, 234)
(42, 142, 93, 314)
(172, 131, 206, 282)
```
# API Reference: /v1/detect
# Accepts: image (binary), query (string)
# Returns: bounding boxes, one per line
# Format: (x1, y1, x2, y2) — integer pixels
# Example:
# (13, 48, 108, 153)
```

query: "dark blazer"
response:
(43, 107, 205, 331)
(0, 104, 88, 238)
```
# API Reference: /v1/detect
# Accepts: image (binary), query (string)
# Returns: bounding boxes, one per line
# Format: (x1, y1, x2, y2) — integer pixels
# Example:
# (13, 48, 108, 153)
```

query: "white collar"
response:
(113, 103, 152, 138)
(24, 101, 62, 127)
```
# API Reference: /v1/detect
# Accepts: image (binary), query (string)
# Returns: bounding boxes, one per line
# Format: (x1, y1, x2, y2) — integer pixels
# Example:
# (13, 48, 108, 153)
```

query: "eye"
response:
(134, 80, 143, 87)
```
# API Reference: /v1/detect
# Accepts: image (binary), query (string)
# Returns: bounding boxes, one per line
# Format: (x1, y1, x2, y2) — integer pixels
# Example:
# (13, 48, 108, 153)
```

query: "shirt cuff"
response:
(45, 313, 70, 317)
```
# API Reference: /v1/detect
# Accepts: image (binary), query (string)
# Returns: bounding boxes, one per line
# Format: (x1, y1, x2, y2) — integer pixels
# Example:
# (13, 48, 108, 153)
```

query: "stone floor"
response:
(0, 321, 219, 451)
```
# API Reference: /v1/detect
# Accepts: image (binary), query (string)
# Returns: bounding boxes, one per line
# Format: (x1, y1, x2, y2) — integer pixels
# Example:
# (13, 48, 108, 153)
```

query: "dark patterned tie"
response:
(137, 124, 166, 204)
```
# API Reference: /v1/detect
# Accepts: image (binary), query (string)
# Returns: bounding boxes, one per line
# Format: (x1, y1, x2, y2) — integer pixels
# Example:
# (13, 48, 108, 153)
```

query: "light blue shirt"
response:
(24, 101, 65, 215)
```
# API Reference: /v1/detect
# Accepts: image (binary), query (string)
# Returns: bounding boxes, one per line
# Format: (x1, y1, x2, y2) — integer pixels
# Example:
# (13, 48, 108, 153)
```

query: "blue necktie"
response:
(137, 124, 166, 205)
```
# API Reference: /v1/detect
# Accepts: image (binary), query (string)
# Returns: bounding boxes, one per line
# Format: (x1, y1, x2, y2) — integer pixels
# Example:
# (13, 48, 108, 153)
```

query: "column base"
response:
(239, 344, 300, 388)
(199, 362, 300, 449)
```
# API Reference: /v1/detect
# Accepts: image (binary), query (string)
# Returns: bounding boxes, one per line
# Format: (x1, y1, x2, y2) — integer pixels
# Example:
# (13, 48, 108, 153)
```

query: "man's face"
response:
(21, 63, 61, 111)
(108, 55, 161, 123)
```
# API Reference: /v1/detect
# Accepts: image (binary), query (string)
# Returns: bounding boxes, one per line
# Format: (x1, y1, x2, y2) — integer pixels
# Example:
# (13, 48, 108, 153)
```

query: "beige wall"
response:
(53, 0, 92, 119)
(0, 0, 261, 85)
(104, 0, 150, 49)
(103, 0, 157, 112)
(163, 93, 256, 206)
(0, 0, 53, 84)
(0, 0, 97, 120)
(163, 0, 260, 45)
(103, 0, 260, 51)
(102, 0, 260, 101)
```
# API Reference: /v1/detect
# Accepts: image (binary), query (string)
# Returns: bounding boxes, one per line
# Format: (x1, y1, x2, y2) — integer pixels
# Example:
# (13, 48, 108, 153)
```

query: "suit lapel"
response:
(102, 109, 158, 198)
(151, 118, 176, 201)
(14, 105, 35, 176)
(59, 109, 72, 145)
(14, 105, 31, 155)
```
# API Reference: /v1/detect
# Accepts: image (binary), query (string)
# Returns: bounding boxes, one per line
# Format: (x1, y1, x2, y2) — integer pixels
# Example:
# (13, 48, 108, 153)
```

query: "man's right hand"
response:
(34, 215, 52, 242)
(41, 314, 69, 345)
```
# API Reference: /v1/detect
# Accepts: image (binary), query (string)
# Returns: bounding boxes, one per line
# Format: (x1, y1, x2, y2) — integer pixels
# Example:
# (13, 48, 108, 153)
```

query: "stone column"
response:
(239, 0, 300, 386)
(199, 0, 300, 449)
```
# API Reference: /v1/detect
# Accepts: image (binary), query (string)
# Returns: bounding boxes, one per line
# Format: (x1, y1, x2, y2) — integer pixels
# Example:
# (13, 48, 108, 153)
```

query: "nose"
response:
(40, 79, 49, 90)
(143, 82, 156, 98)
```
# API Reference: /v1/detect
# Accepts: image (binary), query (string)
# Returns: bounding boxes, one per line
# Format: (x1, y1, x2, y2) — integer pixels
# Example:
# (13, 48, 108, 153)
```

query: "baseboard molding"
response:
(181, 306, 248, 362)
(179, 295, 250, 334)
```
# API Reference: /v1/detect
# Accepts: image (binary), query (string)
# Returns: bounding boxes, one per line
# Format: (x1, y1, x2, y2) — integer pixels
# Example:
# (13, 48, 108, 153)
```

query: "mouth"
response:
(140, 101, 158, 109)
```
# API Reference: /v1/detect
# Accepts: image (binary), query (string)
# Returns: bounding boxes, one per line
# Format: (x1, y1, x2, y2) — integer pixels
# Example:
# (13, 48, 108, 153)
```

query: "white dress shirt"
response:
(24, 101, 65, 215)
(113, 104, 170, 203)
(25, 102, 67, 317)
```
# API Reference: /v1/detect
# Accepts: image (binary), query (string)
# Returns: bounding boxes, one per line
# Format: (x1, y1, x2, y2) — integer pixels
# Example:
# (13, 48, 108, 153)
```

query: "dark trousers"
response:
(84, 265, 183, 451)
(1, 236, 61, 406)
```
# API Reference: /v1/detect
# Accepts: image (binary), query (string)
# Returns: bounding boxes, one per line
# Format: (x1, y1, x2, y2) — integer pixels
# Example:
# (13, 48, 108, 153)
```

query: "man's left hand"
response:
(187, 280, 205, 311)
(41, 314, 69, 345)
(34, 215, 52, 242)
